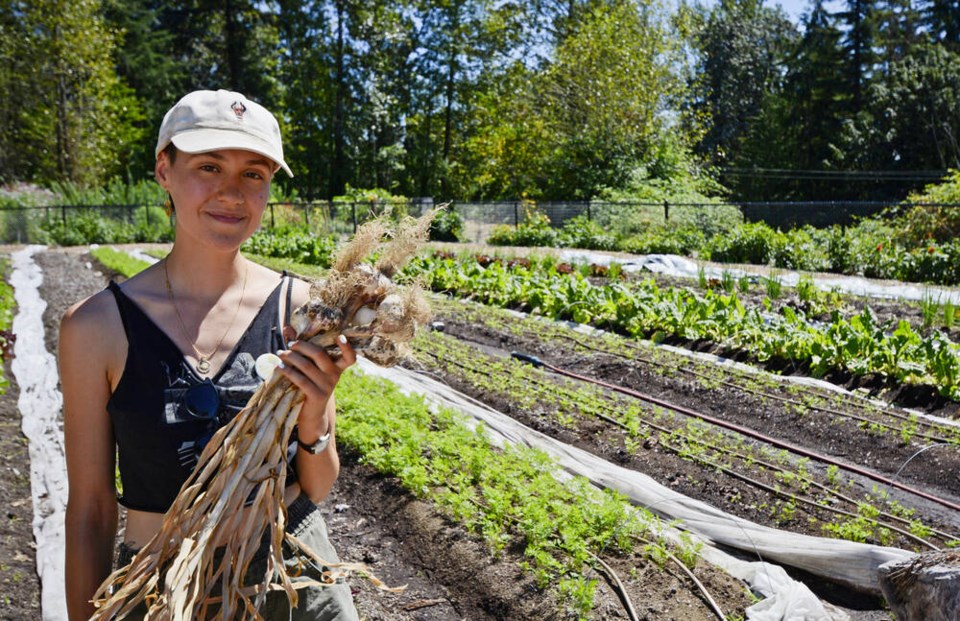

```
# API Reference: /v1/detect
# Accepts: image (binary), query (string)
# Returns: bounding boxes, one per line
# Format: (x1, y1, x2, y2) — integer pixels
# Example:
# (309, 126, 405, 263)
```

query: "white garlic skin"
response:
(351, 304, 379, 327)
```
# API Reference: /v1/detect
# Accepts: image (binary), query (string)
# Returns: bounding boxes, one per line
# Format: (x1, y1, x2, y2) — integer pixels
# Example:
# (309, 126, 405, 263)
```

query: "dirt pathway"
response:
(11, 247, 568, 620)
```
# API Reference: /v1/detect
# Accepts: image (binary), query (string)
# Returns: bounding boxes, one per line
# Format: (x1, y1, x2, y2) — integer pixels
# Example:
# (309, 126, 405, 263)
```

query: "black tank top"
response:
(106, 277, 295, 513)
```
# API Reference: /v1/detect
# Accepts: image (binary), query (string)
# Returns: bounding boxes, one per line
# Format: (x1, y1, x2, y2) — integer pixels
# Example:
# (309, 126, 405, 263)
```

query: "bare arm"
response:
(279, 280, 355, 503)
(60, 294, 122, 620)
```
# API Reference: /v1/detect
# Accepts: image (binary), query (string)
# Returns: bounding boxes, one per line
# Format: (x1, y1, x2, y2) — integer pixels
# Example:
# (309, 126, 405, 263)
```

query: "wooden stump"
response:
(878, 550, 960, 621)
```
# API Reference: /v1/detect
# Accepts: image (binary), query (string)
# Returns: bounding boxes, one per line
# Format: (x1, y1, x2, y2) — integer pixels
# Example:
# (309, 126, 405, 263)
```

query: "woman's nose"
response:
(218, 177, 244, 203)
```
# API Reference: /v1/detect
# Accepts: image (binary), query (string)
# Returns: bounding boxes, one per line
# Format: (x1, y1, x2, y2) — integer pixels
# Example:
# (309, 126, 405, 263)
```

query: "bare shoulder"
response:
(59, 286, 125, 377)
(61, 287, 121, 337)
(288, 274, 312, 307)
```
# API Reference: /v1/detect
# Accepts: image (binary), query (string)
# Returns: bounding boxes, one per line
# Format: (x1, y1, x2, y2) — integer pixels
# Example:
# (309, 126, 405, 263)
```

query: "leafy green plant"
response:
(921, 292, 940, 330)
(428, 207, 464, 242)
(0, 260, 15, 394)
(945, 300, 957, 329)
(404, 252, 960, 400)
(241, 228, 337, 266)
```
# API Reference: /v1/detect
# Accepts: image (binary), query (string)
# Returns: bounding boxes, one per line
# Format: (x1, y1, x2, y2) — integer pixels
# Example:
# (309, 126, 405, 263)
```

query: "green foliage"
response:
(0, 258, 15, 394)
(557, 215, 617, 251)
(334, 370, 653, 617)
(2, 0, 144, 187)
(689, 0, 798, 165)
(706, 222, 779, 265)
(406, 252, 960, 400)
(333, 186, 410, 221)
(89, 246, 151, 278)
(487, 208, 559, 247)
(428, 208, 464, 242)
(896, 170, 960, 244)
(41, 208, 172, 246)
(241, 228, 337, 267)
(619, 225, 706, 256)
(48, 177, 166, 206)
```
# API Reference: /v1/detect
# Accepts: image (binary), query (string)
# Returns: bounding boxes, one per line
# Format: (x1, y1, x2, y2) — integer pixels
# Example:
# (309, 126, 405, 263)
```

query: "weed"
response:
(764, 273, 783, 299)
(921, 291, 939, 330)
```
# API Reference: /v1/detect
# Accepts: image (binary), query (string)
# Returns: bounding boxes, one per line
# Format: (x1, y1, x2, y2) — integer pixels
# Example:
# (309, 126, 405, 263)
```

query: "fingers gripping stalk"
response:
(90, 211, 436, 620)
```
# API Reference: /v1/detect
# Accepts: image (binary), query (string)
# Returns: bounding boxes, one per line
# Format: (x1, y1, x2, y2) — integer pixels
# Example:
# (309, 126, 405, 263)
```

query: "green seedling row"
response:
(412, 328, 957, 550)
(334, 369, 692, 618)
(428, 295, 960, 447)
(90, 246, 152, 278)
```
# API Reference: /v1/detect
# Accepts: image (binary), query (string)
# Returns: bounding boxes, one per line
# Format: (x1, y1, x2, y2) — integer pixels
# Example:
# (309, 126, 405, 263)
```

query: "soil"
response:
(3, 244, 958, 620)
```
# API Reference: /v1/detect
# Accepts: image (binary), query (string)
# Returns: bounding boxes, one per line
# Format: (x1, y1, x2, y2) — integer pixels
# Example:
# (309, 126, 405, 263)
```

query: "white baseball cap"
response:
(156, 89, 293, 177)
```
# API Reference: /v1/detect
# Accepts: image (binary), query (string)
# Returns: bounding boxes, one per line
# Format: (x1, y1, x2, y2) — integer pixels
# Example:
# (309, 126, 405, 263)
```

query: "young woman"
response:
(60, 90, 359, 620)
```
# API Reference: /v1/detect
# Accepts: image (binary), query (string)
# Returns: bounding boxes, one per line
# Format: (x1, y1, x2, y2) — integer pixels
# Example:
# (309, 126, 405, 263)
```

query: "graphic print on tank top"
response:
(163, 353, 262, 472)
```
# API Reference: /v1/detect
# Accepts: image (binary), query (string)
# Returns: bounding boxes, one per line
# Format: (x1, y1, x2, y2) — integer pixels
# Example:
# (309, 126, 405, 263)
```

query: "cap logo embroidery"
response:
(231, 101, 247, 118)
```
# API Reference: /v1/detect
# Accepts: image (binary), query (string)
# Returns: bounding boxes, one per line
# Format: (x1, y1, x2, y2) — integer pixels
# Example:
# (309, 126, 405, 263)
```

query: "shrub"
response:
(487, 209, 559, 247)
(705, 222, 779, 265)
(895, 169, 960, 244)
(429, 208, 464, 242)
(619, 225, 705, 255)
(773, 226, 830, 271)
(557, 215, 617, 250)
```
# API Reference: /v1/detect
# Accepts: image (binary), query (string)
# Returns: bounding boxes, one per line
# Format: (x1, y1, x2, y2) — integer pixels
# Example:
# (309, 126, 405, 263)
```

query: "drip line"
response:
(511, 351, 960, 515)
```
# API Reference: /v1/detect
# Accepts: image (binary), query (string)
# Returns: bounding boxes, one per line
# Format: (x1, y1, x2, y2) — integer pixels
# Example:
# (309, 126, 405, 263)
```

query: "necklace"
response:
(163, 258, 248, 375)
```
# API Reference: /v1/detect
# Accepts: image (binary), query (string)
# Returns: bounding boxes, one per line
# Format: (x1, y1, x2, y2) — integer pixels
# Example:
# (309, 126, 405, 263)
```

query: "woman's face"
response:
(156, 148, 275, 252)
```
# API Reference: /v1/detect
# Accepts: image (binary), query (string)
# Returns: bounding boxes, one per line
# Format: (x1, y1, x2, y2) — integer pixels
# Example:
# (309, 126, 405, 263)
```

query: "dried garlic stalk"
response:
(91, 210, 435, 620)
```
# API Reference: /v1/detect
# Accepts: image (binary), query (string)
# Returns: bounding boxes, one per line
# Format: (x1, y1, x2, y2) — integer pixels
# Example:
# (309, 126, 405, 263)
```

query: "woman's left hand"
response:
(277, 334, 356, 433)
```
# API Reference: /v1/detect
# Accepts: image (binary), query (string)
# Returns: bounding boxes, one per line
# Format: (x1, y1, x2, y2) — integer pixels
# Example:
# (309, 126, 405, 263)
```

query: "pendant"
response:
(196, 358, 211, 375)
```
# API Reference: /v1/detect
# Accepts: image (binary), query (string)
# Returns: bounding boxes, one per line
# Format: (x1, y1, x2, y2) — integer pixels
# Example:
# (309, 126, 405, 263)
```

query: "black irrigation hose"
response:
(511, 352, 960, 515)
(552, 329, 955, 445)
(432, 295, 956, 444)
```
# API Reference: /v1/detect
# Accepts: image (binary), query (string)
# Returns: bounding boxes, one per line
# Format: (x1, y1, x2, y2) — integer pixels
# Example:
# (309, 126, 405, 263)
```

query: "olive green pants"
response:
(114, 495, 359, 620)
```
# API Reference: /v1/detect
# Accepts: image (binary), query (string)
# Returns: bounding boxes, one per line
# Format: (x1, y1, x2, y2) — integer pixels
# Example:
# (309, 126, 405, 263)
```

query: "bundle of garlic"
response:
(90, 210, 435, 620)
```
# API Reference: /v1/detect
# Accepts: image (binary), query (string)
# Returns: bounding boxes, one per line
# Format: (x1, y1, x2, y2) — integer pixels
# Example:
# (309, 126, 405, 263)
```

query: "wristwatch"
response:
(296, 428, 331, 454)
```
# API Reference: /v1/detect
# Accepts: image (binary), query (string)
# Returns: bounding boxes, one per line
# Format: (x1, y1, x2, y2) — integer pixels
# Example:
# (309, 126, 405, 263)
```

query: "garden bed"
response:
(9, 244, 960, 619)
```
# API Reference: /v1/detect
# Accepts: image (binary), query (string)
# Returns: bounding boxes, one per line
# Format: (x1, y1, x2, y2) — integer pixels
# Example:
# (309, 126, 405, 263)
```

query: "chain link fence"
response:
(2, 198, 958, 245)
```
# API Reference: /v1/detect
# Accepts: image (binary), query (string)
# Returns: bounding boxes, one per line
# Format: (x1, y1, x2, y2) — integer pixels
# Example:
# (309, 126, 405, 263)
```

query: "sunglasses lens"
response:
(184, 380, 219, 420)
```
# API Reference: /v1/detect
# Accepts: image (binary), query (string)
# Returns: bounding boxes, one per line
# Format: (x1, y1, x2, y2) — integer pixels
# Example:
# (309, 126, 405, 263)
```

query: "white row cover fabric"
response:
(356, 359, 916, 620)
(11, 246, 68, 621)
(559, 250, 960, 305)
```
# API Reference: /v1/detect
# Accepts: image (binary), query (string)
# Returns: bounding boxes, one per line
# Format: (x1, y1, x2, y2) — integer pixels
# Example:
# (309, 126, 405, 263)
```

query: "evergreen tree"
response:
(689, 0, 798, 165)
(836, 0, 879, 111)
(922, 0, 960, 50)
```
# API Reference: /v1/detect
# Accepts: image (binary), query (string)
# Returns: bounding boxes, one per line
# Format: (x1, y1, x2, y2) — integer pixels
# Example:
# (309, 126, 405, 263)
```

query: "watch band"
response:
(296, 429, 331, 455)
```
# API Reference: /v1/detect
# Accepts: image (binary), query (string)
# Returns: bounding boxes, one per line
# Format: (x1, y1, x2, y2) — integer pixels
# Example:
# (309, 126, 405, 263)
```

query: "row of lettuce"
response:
(87, 245, 715, 619)
(400, 253, 960, 401)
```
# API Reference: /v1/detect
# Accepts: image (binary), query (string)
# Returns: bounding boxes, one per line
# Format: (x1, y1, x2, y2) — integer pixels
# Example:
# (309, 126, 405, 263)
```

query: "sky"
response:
(698, 0, 846, 26)
(772, 0, 812, 23)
